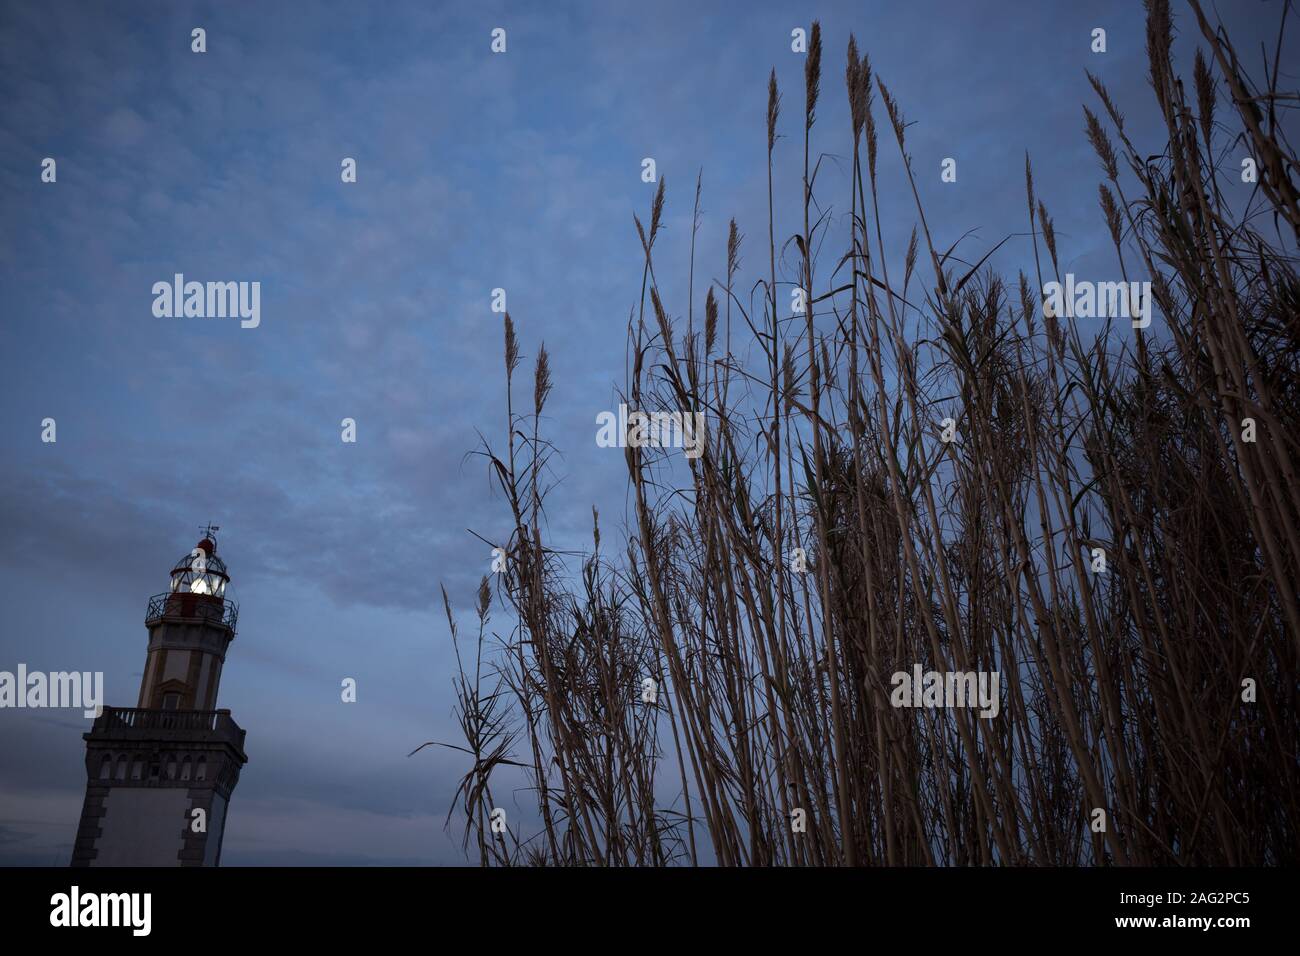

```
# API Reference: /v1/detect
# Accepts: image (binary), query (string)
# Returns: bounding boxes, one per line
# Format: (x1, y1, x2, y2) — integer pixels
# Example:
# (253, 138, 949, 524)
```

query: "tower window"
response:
(98, 754, 112, 780)
(161, 692, 181, 711)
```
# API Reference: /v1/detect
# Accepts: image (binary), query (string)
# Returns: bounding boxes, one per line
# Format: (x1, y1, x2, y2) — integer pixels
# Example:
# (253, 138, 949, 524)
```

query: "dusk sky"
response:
(1, 0, 1291, 865)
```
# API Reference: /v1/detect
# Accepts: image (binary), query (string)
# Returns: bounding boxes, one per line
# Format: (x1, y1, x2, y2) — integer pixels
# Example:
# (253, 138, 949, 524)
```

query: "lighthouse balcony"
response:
(145, 591, 239, 633)
(85, 706, 247, 751)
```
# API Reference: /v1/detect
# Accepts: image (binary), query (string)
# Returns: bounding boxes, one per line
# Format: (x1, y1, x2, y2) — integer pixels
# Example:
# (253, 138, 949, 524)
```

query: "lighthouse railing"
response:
(144, 591, 239, 632)
(88, 706, 247, 749)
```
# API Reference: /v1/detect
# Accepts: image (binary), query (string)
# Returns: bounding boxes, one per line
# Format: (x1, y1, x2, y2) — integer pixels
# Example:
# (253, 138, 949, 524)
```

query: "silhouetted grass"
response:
(438, 0, 1299, 866)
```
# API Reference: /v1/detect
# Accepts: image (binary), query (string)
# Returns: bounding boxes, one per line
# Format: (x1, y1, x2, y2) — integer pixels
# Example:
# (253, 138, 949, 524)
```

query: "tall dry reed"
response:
(434, 0, 1299, 866)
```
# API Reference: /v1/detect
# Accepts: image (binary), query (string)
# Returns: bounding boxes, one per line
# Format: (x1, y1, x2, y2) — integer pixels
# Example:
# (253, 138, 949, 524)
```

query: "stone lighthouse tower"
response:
(71, 528, 248, 866)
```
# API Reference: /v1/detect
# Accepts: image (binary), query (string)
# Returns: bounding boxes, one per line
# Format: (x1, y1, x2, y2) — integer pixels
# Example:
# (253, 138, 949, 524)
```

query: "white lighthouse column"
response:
(71, 531, 248, 867)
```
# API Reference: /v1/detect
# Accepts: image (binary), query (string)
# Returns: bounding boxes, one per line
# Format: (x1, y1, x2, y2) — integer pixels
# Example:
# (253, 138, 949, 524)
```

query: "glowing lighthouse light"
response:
(167, 525, 229, 599)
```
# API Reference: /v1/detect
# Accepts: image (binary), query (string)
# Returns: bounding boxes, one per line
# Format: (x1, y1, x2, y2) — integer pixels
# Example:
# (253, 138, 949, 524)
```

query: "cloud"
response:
(98, 107, 149, 148)
(0, 0, 1287, 867)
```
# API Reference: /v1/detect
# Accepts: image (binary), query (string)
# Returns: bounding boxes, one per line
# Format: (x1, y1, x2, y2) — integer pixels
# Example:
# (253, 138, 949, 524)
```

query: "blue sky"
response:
(0, 0, 1291, 864)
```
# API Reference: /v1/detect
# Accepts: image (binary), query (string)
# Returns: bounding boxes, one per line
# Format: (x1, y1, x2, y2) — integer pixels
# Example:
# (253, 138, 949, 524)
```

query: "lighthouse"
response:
(70, 528, 248, 866)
